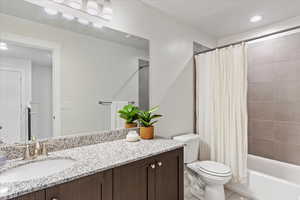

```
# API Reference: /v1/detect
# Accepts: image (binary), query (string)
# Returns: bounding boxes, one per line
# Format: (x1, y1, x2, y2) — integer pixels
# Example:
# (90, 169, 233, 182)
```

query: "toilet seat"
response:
(187, 161, 232, 177)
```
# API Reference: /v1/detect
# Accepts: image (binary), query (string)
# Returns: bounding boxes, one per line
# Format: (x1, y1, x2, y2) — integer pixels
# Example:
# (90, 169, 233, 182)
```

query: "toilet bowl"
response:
(173, 134, 232, 200)
(187, 161, 232, 200)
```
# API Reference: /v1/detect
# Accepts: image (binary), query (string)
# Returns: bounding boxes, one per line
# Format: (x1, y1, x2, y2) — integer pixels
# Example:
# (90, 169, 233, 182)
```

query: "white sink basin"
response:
(0, 158, 75, 183)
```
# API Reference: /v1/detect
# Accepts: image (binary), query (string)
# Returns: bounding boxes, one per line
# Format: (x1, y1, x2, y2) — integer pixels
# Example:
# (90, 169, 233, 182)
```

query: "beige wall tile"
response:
(274, 122, 300, 145)
(248, 120, 275, 141)
(274, 143, 300, 165)
(249, 138, 275, 159)
(248, 102, 275, 121)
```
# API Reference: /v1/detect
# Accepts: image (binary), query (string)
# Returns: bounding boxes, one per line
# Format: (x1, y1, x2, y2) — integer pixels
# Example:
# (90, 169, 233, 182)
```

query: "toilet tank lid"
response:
(173, 133, 200, 143)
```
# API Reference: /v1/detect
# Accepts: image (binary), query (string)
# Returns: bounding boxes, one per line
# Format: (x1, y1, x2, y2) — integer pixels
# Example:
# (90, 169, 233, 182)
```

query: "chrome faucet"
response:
(23, 137, 48, 160)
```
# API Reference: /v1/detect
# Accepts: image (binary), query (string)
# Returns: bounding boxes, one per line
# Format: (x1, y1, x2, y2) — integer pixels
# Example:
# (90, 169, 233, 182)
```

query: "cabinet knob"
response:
(51, 197, 59, 200)
(157, 161, 162, 167)
(150, 164, 156, 169)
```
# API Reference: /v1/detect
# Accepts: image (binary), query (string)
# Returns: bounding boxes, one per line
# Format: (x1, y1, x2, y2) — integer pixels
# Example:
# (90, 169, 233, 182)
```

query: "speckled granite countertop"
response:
(0, 138, 183, 200)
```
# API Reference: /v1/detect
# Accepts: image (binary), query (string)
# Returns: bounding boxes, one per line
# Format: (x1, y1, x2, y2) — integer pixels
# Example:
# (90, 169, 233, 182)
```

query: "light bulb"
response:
(93, 23, 103, 29)
(87, 0, 98, 15)
(68, 0, 82, 9)
(102, 0, 112, 21)
(44, 7, 58, 15)
(103, 7, 112, 15)
(101, 0, 112, 21)
(62, 13, 75, 20)
(0, 42, 8, 51)
(78, 18, 89, 25)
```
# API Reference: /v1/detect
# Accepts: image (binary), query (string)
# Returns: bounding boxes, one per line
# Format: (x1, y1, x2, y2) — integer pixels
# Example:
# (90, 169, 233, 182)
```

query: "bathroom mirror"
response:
(0, 0, 150, 144)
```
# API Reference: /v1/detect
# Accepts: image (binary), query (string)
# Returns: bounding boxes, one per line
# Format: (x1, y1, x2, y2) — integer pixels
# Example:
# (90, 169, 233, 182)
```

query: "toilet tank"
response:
(173, 133, 200, 164)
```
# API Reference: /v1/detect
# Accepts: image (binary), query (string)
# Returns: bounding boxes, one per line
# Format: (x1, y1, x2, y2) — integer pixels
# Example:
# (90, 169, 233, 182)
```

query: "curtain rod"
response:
(195, 25, 300, 55)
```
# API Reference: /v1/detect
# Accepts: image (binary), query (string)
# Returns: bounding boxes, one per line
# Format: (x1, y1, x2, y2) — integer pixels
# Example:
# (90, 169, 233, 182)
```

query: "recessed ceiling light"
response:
(44, 7, 58, 15)
(77, 18, 89, 25)
(62, 13, 75, 20)
(0, 42, 8, 51)
(250, 15, 262, 23)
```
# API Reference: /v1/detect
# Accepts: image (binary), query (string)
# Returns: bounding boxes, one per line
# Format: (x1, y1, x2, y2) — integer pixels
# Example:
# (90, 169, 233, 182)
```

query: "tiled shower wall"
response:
(248, 32, 300, 166)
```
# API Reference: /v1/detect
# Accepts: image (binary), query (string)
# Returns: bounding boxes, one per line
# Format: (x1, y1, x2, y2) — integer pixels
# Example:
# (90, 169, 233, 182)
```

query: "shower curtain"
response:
(195, 43, 248, 183)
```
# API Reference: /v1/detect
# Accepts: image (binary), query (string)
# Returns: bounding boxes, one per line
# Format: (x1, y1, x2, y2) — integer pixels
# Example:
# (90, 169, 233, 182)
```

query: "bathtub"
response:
(226, 154, 300, 200)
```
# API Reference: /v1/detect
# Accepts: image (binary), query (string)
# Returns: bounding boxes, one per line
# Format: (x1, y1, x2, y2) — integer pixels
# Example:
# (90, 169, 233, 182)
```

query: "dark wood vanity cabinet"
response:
(10, 148, 183, 200)
(12, 170, 113, 200)
(113, 148, 183, 200)
(154, 149, 183, 200)
(45, 170, 113, 200)
(12, 191, 45, 200)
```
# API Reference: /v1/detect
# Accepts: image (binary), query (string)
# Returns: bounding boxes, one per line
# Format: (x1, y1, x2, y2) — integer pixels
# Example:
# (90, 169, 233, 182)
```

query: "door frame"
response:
(0, 66, 24, 142)
(1, 32, 61, 138)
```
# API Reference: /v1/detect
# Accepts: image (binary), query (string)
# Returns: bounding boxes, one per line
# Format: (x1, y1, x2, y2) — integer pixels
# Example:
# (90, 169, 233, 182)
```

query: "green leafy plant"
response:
(138, 106, 163, 127)
(118, 104, 140, 124)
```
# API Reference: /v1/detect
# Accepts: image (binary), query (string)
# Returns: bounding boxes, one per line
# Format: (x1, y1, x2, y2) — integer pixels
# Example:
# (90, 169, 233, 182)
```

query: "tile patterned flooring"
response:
(225, 190, 250, 200)
(184, 167, 251, 200)
(185, 189, 250, 200)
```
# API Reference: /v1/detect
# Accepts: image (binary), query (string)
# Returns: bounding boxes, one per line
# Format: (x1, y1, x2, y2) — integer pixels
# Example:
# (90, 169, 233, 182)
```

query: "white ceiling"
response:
(0, 41, 52, 67)
(140, 0, 300, 38)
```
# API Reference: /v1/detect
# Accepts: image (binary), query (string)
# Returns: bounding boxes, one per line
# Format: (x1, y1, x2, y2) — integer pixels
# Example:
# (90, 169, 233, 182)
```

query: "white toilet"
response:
(173, 134, 232, 200)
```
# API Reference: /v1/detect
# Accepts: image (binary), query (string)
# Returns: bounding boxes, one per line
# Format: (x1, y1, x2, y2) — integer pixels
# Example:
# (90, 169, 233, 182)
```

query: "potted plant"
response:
(118, 104, 139, 128)
(138, 106, 162, 139)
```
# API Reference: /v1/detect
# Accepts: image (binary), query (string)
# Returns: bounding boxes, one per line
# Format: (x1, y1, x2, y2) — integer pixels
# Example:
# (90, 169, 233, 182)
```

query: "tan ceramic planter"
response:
(125, 123, 137, 129)
(140, 126, 154, 139)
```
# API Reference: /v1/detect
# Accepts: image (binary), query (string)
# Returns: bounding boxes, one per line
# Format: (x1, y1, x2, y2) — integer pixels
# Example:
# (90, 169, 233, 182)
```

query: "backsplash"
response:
(0, 128, 139, 160)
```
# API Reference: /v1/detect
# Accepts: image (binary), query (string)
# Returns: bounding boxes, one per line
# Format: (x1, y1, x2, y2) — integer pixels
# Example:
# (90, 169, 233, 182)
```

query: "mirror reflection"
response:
(0, 0, 149, 144)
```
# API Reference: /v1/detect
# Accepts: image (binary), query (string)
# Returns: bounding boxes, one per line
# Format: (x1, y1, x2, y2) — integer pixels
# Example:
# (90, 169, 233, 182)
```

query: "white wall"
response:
(108, 0, 216, 137)
(1, 0, 217, 137)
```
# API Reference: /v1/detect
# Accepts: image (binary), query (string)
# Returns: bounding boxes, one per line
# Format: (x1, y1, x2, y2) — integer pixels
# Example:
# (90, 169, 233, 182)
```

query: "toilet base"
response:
(205, 184, 225, 200)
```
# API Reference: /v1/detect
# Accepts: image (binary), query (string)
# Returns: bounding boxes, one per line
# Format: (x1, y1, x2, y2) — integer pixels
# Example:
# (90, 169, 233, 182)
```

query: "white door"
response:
(0, 69, 22, 144)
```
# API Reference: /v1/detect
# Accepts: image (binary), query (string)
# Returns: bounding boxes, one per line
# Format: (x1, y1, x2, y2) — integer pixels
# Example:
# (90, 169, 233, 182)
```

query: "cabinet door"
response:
(113, 157, 156, 200)
(46, 170, 112, 200)
(11, 191, 45, 200)
(155, 148, 184, 200)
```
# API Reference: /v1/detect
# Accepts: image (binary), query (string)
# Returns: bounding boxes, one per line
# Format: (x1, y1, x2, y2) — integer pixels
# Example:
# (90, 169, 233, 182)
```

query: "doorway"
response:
(0, 67, 23, 143)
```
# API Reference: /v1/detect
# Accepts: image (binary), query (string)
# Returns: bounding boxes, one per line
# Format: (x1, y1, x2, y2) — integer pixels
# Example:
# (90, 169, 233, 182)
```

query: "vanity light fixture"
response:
(68, 0, 82, 9)
(86, 0, 99, 15)
(45, 0, 113, 28)
(78, 18, 89, 25)
(62, 13, 75, 20)
(44, 7, 59, 15)
(250, 15, 262, 23)
(0, 42, 8, 51)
